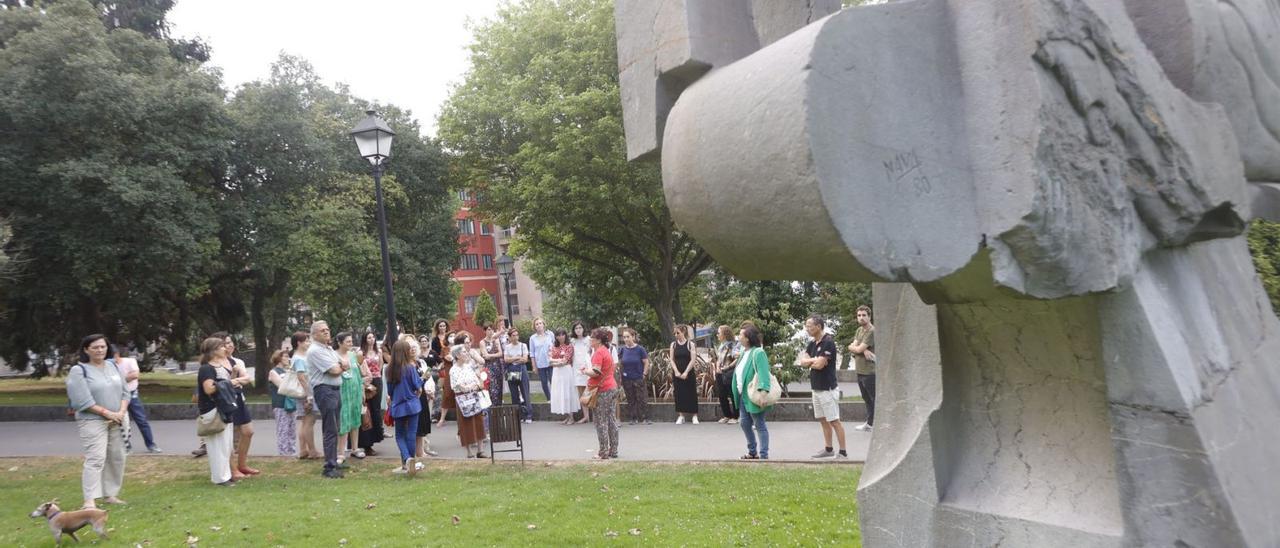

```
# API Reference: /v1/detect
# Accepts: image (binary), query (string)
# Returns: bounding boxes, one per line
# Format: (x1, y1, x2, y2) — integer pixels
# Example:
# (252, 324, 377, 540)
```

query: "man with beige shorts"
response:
(799, 315, 847, 459)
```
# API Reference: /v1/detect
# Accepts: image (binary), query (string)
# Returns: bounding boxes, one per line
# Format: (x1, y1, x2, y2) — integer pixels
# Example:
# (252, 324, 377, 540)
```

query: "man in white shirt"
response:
(305, 321, 346, 478)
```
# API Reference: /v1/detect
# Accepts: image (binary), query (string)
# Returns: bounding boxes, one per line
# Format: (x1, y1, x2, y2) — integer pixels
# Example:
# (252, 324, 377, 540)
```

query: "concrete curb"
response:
(0, 400, 867, 423)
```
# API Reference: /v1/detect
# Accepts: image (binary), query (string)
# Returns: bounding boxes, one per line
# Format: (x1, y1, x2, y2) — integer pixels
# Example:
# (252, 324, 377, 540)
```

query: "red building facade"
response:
(451, 189, 499, 341)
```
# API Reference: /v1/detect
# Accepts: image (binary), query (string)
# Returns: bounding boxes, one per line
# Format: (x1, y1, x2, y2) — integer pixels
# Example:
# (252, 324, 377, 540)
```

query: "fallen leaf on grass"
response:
(629, 529, 642, 536)
(365, 503, 377, 510)
(633, 496, 640, 501)
(338, 539, 348, 545)
(332, 499, 340, 503)
(527, 524, 537, 530)
(210, 526, 221, 532)
(185, 533, 199, 546)
(600, 485, 610, 492)
(451, 515, 461, 525)
(7, 466, 16, 472)
(604, 531, 619, 538)
(608, 507, 615, 516)
(590, 472, 599, 478)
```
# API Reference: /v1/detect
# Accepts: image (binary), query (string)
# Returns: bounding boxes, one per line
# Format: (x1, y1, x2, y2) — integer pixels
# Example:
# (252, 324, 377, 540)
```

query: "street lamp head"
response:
(495, 253, 515, 276)
(350, 109, 396, 166)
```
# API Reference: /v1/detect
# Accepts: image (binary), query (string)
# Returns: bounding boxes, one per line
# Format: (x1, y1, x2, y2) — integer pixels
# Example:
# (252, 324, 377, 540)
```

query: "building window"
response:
(457, 219, 474, 235)
(505, 276, 517, 292)
(480, 223, 492, 235)
(482, 255, 493, 270)
(464, 295, 478, 314)
(459, 254, 479, 270)
(507, 294, 520, 312)
(458, 189, 473, 202)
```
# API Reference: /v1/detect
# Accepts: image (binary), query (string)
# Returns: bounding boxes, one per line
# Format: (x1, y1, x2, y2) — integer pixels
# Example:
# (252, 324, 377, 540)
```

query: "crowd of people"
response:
(62, 307, 877, 499)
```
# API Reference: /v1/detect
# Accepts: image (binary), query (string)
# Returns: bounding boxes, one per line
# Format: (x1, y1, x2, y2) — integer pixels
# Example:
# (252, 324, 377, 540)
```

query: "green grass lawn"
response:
(2, 457, 860, 547)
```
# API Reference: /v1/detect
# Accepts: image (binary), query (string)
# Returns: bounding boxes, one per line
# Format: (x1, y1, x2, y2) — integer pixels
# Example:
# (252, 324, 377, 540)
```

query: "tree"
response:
(438, 0, 712, 343)
(473, 289, 497, 329)
(0, 0, 229, 373)
(1249, 219, 1280, 316)
(222, 55, 458, 387)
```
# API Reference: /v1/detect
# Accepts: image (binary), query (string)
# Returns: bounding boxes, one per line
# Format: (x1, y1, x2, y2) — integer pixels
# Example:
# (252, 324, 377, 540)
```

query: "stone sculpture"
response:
(616, 0, 1280, 545)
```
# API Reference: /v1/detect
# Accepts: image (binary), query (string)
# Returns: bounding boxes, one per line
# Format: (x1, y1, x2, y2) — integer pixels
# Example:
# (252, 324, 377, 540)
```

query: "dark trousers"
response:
(621, 378, 648, 422)
(314, 385, 342, 471)
(536, 367, 553, 400)
(126, 393, 156, 448)
(715, 371, 737, 419)
(506, 364, 532, 420)
(857, 373, 877, 426)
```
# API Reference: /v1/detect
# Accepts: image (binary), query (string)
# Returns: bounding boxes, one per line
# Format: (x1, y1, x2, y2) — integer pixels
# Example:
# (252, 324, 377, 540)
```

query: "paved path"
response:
(0, 418, 870, 462)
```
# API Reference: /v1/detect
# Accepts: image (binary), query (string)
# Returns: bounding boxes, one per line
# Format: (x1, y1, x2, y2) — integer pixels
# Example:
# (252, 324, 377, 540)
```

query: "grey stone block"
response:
(619, 0, 1280, 545)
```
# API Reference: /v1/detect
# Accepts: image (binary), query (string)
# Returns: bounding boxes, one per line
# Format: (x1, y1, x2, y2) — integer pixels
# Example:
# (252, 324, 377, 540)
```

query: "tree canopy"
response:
(437, 0, 712, 343)
(0, 1, 458, 378)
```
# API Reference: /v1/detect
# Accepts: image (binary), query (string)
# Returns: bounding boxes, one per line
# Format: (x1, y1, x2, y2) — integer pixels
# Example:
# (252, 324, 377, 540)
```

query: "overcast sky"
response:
(167, 0, 504, 136)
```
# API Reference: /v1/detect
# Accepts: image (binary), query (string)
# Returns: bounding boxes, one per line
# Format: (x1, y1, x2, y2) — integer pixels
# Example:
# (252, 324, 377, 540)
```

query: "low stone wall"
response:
(0, 400, 867, 423)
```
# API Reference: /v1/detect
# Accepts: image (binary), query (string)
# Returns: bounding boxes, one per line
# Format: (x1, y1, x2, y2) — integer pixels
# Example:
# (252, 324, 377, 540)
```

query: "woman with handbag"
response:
(585, 328, 620, 459)
(66, 334, 132, 508)
(196, 337, 238, 485)
(731, 325, 774, 460)
(449, 333, 489, 458)
(386, 339, 424, 475)
(267, 350, 298, 456)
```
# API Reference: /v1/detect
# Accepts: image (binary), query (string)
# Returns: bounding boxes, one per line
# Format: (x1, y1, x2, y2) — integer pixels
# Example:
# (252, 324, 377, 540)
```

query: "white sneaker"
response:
(691, 416, 699, 425)
(854, 423, 872, 431)
(392, 466, 408, 475)
(675, 416, 684, 425)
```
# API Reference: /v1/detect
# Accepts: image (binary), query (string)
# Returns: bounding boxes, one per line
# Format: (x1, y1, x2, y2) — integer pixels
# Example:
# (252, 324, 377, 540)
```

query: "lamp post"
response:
(495, 253, 515, 328)
(350, 110, 398, 344)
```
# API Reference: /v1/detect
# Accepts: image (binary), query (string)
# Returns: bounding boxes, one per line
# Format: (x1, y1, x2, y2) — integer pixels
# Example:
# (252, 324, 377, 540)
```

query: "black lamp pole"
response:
(371, 162, 398, 343)
(350, 110, 398, 345)
(500, 272, 514, 326)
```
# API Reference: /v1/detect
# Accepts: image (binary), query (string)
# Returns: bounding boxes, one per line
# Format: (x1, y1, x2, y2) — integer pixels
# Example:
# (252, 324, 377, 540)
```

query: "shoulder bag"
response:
(747, 348, 782, 408)
(196, 407, 227, 436)
(277, 368, 305, 399)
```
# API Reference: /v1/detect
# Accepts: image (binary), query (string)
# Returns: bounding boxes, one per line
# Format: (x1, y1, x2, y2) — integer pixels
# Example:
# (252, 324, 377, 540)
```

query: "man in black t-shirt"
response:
(799, 315, 847, 459)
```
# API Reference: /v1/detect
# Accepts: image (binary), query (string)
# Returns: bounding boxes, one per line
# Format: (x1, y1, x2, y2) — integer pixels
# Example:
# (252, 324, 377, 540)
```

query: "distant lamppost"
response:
(495, 253, 515, 327)
(350, 110, 398, 343)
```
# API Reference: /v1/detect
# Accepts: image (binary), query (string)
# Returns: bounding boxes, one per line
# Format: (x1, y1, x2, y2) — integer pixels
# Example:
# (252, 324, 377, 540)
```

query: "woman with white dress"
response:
(548, 329, 581, 424)
(569, 321, 593, 424)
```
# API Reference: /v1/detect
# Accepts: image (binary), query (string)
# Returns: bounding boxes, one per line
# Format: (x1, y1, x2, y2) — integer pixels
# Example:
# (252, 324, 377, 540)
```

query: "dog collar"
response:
(47, 510, 60, 520)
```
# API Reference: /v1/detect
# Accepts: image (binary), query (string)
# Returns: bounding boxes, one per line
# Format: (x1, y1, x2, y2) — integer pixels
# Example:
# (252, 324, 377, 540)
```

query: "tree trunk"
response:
(250, 270, 290, 391)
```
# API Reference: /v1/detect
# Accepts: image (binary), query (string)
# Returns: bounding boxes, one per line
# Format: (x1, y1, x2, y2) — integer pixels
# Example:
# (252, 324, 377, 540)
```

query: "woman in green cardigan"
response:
(732, 324, 772, 459)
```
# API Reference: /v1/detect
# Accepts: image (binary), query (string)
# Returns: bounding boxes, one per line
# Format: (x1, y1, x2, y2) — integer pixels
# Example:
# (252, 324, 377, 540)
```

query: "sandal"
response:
(740, 454, 759, 460)
(353, 450, 366, 459)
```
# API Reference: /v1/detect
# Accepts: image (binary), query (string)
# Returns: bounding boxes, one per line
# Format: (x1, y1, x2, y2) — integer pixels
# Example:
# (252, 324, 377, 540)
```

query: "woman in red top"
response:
(587, 328, 619, 459)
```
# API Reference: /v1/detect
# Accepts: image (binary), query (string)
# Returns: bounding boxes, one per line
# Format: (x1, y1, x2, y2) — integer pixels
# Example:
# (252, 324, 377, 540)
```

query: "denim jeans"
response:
(739, 407, 769, 459)
(126, 393, 156, 449)
(313, 385, 342, 471)
(394, 413, 419, 463)
(536, 366, 553, 400)
(505, 363, 532, 421)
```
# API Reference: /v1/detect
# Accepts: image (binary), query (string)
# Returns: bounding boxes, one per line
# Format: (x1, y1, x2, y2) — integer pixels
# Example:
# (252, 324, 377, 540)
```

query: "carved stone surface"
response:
(617, 0, 1280, 545)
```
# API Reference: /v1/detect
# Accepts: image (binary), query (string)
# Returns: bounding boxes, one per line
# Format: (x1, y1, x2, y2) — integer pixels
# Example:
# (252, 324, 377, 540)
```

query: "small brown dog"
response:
(28, 500, 108, 546)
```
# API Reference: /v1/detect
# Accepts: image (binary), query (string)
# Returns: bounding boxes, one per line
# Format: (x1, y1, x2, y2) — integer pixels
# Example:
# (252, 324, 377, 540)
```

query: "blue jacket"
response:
(388, 366, 424, 419)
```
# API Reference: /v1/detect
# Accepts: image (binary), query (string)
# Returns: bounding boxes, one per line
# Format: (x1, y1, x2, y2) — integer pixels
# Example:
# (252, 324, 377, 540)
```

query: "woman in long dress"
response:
(450, 332, 488, 458)
(548, 329, 580, 424)
(669, 324, 700, 424)
(569, 322, 593, 424)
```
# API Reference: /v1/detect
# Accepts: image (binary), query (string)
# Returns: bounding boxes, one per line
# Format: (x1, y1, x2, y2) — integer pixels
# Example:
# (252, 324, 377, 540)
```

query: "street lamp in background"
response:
(350, 110, 398, 344)
(495, 253, 515, 328)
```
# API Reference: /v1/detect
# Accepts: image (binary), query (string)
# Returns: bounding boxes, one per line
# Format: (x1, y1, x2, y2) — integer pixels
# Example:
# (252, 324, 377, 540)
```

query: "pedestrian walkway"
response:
(0, 418, 871, 462)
